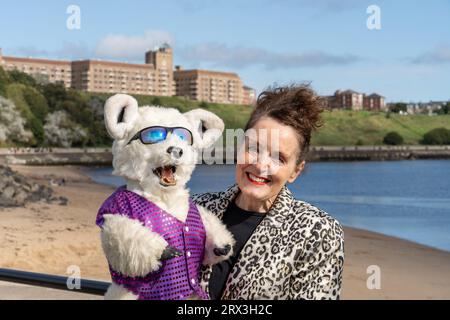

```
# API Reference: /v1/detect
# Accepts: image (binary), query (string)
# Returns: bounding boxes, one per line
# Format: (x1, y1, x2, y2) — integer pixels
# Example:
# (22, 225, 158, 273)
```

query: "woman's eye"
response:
(270, 156, 282, 165)
(271, 155, 285, 165)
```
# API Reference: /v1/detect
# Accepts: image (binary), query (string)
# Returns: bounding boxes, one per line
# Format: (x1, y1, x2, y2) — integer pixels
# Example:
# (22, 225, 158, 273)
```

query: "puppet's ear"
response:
(183, 109, 224, 149)
(104, 94, 139, 140)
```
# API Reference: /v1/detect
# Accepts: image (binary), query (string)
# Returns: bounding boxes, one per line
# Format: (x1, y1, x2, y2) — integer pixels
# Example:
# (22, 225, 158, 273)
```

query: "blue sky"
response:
(1, 0, 449, 102)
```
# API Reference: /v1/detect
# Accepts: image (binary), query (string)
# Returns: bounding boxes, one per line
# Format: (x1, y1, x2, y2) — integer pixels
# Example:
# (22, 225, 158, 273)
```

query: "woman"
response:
(193, 84, 344, 300)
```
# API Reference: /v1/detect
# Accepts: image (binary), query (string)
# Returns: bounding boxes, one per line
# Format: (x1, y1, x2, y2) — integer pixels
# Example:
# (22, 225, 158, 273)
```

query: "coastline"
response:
(1, 165, 450, 299)
(1, 145, 450, 166)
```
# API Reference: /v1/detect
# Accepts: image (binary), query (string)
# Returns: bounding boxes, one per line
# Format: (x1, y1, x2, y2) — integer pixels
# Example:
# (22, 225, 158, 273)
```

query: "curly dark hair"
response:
(244, 84, 324, 163)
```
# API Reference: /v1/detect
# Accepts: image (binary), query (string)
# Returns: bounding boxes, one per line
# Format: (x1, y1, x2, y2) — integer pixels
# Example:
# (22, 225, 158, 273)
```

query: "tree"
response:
(199, 101, 210, 109)
(422, 128, 450, 145)
(8, 69, 37, 87)
(152, 97, 162, 106)
(40, 82, 68, 112)
(383, 131, 404, 145)
(88, 96, 106, 118)
(0, 66, 10, 96)
(28, 116, 44, 145)
(0, 97, 33, 144)
(437, 102, 449, 115)
(23, 86, 49, 122)
(389, 103, 407, 113)
(44, 110, 88, 147)
(4, 83, 44, 145)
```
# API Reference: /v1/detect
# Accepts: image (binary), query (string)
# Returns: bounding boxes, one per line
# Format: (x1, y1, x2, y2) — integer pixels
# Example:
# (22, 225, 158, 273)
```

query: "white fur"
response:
(104, 94, 139, 140)
(101, 214, 168, 277)
(101, 94, 234, 299)
(107, 102, 223, 219)
(184, 108, 225, 149)
(198, 205, 236, 265)
(104, 283, 138, 300)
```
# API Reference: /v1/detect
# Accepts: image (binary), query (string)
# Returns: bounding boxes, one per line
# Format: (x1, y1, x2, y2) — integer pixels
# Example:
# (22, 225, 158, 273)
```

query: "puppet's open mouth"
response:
(153, 165, 177, 186)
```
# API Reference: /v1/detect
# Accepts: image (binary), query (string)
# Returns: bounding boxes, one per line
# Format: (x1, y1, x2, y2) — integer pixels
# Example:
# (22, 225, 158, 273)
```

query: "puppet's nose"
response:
(167, 146, 183, 158)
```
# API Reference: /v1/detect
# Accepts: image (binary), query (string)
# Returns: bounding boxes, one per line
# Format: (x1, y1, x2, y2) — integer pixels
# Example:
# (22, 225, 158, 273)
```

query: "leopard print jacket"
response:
(192, 184, 344, 300)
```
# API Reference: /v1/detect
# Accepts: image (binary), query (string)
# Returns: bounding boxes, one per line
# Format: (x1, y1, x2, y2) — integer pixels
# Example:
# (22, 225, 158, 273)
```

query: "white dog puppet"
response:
(96, 94, 235, 300)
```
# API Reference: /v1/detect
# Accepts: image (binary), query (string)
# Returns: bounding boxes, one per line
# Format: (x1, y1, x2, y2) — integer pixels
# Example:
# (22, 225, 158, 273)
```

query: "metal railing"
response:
(0, 268, 109, 296)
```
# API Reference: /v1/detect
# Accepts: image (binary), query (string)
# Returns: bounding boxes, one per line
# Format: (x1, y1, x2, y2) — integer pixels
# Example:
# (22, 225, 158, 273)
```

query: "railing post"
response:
(0, 268, 110, 296)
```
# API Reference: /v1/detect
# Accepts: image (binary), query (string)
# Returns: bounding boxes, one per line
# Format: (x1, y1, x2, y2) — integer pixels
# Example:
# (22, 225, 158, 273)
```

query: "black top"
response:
(208, 199, 265, 300)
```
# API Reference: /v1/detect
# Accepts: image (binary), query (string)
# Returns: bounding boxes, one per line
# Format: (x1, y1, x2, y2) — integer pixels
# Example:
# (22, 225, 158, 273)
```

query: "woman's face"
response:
(235, 116, 305, 204)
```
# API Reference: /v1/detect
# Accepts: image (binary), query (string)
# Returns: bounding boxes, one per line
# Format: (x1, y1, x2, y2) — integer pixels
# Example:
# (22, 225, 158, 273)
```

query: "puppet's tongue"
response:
(159, 166, 176, 186)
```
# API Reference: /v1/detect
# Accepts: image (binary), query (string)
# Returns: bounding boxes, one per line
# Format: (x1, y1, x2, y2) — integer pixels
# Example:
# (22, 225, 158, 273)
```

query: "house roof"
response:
(367, 93, 385, 98)
(341, 89, 361, 95)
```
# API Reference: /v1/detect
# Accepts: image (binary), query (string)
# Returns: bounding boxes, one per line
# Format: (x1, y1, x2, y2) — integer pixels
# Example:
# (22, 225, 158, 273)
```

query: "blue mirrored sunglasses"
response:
(127, 126, 193, 146)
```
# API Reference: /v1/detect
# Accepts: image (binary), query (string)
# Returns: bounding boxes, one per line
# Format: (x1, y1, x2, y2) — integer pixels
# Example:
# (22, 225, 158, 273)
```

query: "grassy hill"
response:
(1, 64, 449, 147)
(87, 93, 449, 146)
(8, 88, 450, 147)
(83, 92, 254, 130)
(312, 110, 450, 146)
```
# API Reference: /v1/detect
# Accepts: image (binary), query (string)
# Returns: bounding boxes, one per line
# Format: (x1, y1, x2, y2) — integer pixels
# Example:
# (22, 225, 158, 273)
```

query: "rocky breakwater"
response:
(0, 165, 68, 207)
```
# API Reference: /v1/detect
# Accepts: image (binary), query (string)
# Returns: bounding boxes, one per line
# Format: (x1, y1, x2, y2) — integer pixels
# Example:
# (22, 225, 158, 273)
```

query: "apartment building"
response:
(405, 101, 447, 115)
(1, 45, 254, 104)
(242, 86, 256, 105)
(335, 89, 364, 110)
(72, 44, 174, 96)
(145, 43, 174, 96)
(324, 89, 386, 111)
(174, 67, 243, 104)
(363, 93, 386, 111)
(71, 60, 157, 95)
(0, 45, 174, 96)
(0, 48, 71, 87)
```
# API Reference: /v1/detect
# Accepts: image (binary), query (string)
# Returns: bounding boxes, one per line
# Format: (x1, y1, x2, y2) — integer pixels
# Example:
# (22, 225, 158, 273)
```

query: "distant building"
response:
(0, 45, 254, 104)
(363, 93, 386, 111)
(328, 89, 364, 110)
(242, 86, 256, 105)
(339, 89, 364, 110)
(321, 95, 337, 110)
(404, 101, 446, 115)
(71, 45, 174, 96)
(0, 45, 174, 96)
(323, 89, 386, 111)
(406, 103, 419, 114)
(174, 67, 243, 104)
(71, 60, 155, 95)
(144, 43, 174, 96)
(0, 48, 72, 87)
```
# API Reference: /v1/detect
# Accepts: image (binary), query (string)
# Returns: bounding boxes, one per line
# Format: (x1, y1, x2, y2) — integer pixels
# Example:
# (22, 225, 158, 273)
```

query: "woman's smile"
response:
(245, 171, 271, 185)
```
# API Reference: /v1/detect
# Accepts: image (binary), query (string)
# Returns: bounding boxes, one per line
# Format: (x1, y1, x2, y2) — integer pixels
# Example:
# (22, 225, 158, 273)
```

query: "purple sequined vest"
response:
(96, 186, 208, 300)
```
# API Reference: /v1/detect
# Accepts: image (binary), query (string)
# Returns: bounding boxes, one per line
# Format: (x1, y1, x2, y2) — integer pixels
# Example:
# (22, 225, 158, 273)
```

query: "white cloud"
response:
(411, 45, 450, 64)
(95, 30, 174, 60)
(15, 42, 92, 60)
(179, 42, 363, 69)
(264, 0, 362, 12)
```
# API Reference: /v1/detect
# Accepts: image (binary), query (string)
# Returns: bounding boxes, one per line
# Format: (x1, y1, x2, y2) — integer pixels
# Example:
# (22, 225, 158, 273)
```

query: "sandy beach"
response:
(1, 165, 450, 300)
